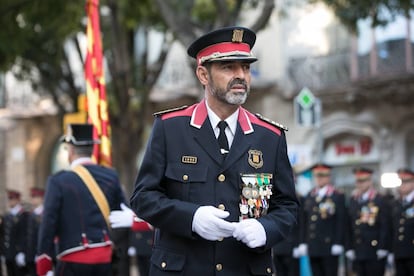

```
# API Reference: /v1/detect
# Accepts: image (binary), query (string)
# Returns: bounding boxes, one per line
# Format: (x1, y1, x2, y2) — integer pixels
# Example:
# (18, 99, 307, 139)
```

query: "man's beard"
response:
(210, 78, 250, 105)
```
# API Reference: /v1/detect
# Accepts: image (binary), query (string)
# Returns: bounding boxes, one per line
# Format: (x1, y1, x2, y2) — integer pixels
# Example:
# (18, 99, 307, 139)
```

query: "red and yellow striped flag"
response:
(84, 0, 112, 167)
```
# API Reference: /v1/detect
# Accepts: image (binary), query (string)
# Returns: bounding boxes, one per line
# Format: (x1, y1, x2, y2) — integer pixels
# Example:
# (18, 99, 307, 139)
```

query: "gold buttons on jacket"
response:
(371, 240, 378, 246)
(216, 264, 223, 271)
(399, 235, 404, 241)
(161, 262, 167, 269)
(183, 174, 189, 181)
(218, 174, 226, 182)
(266, 267, 272, 274)
(311, 215, 317, 221)
(218, 204, 225, 210)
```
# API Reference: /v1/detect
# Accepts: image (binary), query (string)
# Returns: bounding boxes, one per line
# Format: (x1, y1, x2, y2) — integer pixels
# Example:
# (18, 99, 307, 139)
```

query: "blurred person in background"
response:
(298, 163, 346, 276)
(345, 167, 390, 276)
(26, 187, 45, 276)
(36, 124, 148, 276)
(388, 168, 414, 276)
(2, 190, 29, 276)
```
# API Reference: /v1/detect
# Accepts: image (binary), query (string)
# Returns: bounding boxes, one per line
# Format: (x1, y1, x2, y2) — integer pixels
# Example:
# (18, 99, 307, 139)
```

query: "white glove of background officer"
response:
(331, 244, 344, 255)
(15, 252, 26, 267)
(192, 206, 235, 241)
(377, 249, 388, 259)
(345, 249, 355, 260)
(296, 243, 308, 256)
(109, 203, 136, 228)
(232, 219, 266, 248)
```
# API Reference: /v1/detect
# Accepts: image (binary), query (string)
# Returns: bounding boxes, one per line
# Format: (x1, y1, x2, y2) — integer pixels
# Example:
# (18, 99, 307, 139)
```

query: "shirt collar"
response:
(70, 157, 95, 169)
(405, 190, 414, 203)
(205, 100, 239, 137)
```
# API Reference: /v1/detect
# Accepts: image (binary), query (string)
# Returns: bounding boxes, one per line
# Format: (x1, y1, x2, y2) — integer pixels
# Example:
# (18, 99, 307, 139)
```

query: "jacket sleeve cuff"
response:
(36, 254, 52, 276)
(131, 216, 152, 232)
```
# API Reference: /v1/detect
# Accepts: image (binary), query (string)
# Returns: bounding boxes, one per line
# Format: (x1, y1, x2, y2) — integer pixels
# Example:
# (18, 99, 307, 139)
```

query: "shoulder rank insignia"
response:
(153, 105, 188, 117)
(255, 113, 288, 131)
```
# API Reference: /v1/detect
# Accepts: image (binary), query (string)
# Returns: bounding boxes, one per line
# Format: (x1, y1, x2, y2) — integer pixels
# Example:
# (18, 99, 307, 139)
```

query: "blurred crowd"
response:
(1, 163, 413, 276)
(272, 164, 414, 276)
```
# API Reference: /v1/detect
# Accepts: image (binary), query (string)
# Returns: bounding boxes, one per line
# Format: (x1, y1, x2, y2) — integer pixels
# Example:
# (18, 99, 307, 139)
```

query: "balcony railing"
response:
(288, 38, 413, 92)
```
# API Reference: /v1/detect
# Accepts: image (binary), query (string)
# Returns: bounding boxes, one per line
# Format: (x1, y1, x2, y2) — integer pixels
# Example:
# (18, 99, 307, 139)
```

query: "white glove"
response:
(109, 203, 134, 228)
(46, 271, 54, 276)
(376, 249, 388, 259)
(15, 252, 26, 267)
(292, 247, 301, 258)
(297, 243, 308, 256)
(192, 206, 235, 241)
(345, 249, 355, 260)
(232, 219, 266, 248)
(387, 253, 394, 265)
(128, 247, 136, 257)
(331, 244, 344, 255)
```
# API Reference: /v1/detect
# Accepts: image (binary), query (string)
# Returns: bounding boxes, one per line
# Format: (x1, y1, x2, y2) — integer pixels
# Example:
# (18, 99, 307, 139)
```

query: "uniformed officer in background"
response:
(298, 163, 346, 276)
(26, 187, 45, 276)
(36, 124, 131, 276)
(2, 190, 29, 276)
(345, 167, 390, 276)
(388, 168, 414, 276)
(130, 26, 298, 275)
(272, 194, 303, 276)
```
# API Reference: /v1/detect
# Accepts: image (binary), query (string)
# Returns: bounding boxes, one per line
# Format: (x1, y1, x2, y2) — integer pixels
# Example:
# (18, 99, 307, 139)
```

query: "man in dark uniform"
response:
(389, 168, 414, 276)
(26, 187, 45, 276)
(36, 124, 129, 276)
(2, 190, 29, 276)
(298, 163, 346, 276)
(130, 26, 298, 275)
(345, 167, 390, 276)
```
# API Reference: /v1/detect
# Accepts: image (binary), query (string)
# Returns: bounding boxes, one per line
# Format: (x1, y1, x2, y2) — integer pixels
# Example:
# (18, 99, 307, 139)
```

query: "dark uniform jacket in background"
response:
(346, 190, 390, 260)
(390, 197, 414, 259)
(301, 186, 346, 256)
(2, 207, 29, 262)
(131, 100, 298, 276)
(37, 164, 126, 261)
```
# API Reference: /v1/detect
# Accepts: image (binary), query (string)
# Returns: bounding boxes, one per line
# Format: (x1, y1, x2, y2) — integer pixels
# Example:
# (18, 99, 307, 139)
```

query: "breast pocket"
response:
(164, 164, 208, 201)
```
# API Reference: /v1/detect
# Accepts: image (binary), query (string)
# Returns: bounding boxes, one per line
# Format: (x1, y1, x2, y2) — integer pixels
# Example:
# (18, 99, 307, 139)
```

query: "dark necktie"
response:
(217, 121, 229, 154)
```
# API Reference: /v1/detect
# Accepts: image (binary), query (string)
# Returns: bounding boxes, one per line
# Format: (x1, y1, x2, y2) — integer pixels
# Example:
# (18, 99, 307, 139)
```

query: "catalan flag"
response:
(84, 0, 112, 167)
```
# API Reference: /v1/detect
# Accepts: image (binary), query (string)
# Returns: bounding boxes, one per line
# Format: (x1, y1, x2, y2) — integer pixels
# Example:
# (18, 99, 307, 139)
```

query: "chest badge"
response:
(248, 150, 263, 169)
(182, 156, 197, 164)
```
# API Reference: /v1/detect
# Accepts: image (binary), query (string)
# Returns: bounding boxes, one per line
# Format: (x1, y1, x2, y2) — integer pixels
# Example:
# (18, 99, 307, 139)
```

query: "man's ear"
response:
(196, 66, 209, 86)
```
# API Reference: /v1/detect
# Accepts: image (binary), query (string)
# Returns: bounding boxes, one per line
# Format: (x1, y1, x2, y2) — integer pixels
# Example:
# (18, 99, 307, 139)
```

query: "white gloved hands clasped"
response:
(232, 219, 266, 248)
(109, 203, 135, 228)
(192, 206, 235, 241)
(15, 252, 26, 267)
(331, 244, 344, 255)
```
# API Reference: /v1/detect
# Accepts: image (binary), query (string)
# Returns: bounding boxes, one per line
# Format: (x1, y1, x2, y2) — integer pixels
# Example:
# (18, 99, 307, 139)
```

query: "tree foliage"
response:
(0, 0, 276, 192)
(312, 0, 414, 33)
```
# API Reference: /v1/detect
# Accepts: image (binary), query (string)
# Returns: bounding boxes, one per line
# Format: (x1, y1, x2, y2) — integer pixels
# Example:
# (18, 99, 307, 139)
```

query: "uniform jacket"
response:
(346, 190, 390, 260)
(37, 164, 126, 260)
(130, 100, 298, 276)
(301, 185, 346, 257)
(390, 197, 414, 258)
(2, 206, 29, 261)
(27, 207, 43, 263)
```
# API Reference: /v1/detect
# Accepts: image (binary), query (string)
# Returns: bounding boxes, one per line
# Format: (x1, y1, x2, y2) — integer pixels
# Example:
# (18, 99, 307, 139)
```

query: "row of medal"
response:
(239, 173, 273, 220)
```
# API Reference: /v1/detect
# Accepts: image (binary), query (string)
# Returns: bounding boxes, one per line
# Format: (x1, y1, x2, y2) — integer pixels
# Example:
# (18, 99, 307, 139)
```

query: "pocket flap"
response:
(151, 248, 186, 272)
